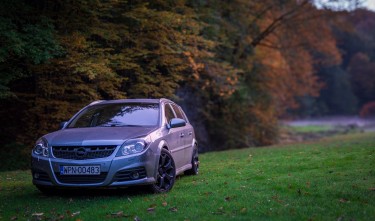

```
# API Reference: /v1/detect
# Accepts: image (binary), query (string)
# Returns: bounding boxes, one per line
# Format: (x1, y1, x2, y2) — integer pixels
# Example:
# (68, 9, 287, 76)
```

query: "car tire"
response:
(151, 148, 176, 193)
(185, 146, 199, 175)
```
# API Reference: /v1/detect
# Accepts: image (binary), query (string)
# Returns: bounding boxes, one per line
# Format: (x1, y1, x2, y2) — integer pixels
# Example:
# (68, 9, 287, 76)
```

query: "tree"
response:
(348, 52, 375, 105)
(0, 0, 61, 98)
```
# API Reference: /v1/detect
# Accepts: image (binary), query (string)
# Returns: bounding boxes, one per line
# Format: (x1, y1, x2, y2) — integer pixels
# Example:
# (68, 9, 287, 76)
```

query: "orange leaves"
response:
(183, 51, 205, 78)
(244, 1, 342, 115)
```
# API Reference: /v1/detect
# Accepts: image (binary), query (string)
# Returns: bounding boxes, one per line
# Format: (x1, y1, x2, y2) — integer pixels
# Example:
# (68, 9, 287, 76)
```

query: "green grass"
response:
(287, 125, 334, 133)
(1, 133, 375, 220)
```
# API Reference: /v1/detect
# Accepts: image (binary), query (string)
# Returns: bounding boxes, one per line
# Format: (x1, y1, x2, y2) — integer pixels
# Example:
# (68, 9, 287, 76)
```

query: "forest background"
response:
(1, 0, 375, 170)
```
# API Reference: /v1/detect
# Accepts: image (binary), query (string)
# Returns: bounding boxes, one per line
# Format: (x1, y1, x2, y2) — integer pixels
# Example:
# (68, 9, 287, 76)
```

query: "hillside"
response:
(1, 132, 374, 220)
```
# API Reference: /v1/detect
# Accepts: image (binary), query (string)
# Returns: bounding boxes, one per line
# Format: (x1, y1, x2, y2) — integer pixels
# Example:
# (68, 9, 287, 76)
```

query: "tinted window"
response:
(171, 104, 184, 120)
(68, 103, 159, 128)
(164, 104, 175, 124)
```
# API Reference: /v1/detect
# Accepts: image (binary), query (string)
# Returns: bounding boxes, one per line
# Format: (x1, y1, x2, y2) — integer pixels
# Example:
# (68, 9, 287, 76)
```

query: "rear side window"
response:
(164, 104, 175, 124)
(171, 104, 185, 120)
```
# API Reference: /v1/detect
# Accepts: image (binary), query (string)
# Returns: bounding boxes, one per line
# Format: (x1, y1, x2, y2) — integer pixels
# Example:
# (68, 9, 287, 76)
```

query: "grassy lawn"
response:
(287, 125, 334, 133)
(1, 133, 374, 221)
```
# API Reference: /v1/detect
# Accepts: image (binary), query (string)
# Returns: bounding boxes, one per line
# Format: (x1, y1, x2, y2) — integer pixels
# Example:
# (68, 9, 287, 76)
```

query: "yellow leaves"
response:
(60, 32, 87, 51)
(183, 51, 205, 79)
(72, 59, 115, 81)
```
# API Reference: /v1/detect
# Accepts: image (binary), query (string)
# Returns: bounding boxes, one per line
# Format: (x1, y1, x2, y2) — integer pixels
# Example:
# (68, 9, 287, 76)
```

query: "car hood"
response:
(44, 126, 158, 146)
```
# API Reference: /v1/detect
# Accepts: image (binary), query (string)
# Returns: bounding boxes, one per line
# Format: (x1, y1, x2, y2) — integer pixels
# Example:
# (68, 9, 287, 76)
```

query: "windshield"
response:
(68, 103, 160, 128)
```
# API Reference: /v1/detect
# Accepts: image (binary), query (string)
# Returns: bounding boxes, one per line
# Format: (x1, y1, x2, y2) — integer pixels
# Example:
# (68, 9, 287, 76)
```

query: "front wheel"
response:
(185, 147, 199, 175)
(151, 148, 176, 193)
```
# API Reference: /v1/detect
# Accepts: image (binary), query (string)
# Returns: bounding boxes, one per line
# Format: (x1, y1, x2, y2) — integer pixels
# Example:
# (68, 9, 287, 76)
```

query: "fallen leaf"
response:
(204, 192, 213, 196)
(128, 197, 132, 203)
(71, 211, 80, 217)
(147, 208, 155, 213)
(134, 216, 141, 221)
(369, 187, 375, 191)
(32, 213, 44, 216)
(339, 198, 348, 203)
(240, 208, 247, 213)
(225, 196, 231, 201)
(271, 195, 284, 204)
(10, 216, 17, 220)
(162, 202, 167, 207)
(169, 207, 178, 212)
(111, 211, 123, 217)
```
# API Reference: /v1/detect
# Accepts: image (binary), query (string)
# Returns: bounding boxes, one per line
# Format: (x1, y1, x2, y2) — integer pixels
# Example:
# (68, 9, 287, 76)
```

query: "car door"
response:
(163, 103, 186, 169)
(171, 103, 193, 166)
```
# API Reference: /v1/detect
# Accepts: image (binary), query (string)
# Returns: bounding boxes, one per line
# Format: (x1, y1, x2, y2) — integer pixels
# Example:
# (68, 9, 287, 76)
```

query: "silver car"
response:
(31, 98, 199, 193)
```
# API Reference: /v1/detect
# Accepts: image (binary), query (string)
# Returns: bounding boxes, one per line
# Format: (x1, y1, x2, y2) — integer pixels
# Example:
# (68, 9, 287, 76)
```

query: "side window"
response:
(164, 104, 175, 124)
(171, 104, 184, 120)
(178, 106, 189, 122)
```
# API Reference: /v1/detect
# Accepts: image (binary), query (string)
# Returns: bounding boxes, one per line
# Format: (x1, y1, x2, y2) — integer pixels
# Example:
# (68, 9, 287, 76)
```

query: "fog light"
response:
(131, 172, 139, 179)
(34, 173, 40, 179)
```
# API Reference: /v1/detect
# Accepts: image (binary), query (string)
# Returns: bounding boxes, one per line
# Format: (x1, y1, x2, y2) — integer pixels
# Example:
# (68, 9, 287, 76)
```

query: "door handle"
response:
(180, 133, 185, 138)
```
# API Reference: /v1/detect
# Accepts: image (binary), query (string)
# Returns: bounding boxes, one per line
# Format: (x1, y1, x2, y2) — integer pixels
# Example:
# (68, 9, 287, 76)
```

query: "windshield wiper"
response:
(120, 124, 143, 127)
(98, 121, 125, 127)
(98, 122, 143, 127)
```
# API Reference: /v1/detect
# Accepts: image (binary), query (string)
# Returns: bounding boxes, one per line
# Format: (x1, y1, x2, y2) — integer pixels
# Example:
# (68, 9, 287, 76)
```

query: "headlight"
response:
(33, 138, 49, 157)
(116, 138, 148, 157)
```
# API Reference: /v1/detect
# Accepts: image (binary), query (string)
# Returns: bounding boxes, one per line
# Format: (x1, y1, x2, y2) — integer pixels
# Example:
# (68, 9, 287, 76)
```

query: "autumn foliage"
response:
(0, 0, 373, 155)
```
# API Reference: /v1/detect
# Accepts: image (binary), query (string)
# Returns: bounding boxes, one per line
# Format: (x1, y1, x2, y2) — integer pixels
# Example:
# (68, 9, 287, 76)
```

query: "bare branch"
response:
(250, 0, 310, 47)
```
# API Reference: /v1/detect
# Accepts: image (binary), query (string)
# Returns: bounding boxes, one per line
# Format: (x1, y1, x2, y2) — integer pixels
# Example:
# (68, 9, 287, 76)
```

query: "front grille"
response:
(55, 172, 108, 184)
(113, 167, 147, 182)
(52, 146, 117, 160)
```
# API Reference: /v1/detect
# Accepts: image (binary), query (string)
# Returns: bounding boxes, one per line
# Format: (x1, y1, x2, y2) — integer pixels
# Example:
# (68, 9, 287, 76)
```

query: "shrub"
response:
(0, 143, 30, 171)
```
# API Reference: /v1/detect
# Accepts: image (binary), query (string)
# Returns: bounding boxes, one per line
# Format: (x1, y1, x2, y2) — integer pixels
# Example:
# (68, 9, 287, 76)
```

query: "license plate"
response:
(60, 165, 100, 175)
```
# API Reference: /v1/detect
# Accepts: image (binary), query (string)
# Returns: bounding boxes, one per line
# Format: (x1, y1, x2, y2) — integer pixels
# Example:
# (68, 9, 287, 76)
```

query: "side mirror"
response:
(59, 121, 68, 130)
(169, 118, 186, 129)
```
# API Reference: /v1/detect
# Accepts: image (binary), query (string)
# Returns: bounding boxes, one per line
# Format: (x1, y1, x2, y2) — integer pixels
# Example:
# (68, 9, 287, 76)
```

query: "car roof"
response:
(89, 98, 174, 106)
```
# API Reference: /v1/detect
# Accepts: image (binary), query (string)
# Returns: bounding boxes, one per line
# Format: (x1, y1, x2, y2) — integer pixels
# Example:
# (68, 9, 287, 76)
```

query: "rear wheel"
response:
(151, 148, 176, 193)
(185, 147, 199, 175)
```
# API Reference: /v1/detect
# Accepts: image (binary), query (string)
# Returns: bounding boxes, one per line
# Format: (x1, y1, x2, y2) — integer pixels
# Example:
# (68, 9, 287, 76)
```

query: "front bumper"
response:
(31, 148, 158, 188)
